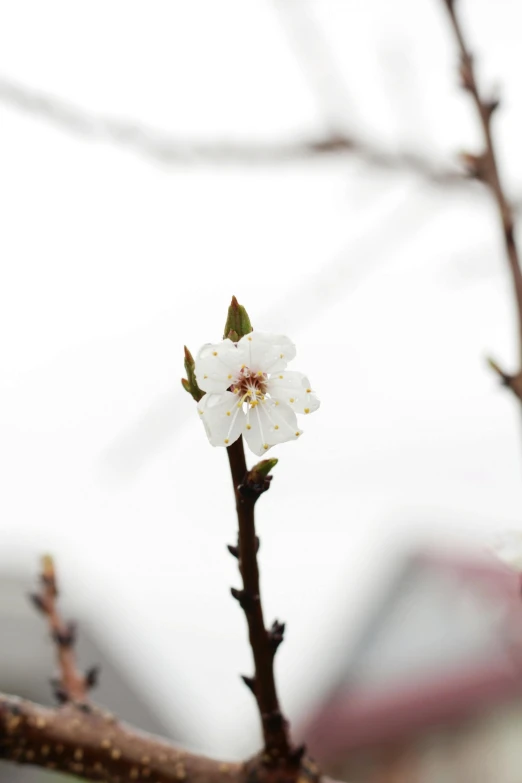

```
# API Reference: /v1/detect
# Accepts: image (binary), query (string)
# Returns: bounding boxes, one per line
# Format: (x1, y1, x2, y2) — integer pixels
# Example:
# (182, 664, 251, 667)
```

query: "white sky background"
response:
(1, 0, 522, 760)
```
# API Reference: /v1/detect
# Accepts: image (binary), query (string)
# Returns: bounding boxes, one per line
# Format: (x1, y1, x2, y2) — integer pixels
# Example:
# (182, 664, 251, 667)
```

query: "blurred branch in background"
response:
(0, 75, 462, 187)
(29, 555, 98, 706)
(441, 0, 522, 401)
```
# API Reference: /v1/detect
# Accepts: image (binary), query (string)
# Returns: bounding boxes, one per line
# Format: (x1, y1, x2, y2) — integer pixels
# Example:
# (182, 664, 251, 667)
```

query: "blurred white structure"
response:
(302, 549, 522, 782)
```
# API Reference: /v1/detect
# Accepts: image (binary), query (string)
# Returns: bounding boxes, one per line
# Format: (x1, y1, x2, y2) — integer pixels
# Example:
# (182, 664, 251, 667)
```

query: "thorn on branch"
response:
(288, 743, 307, 766)
(240, 674, 257, 695)
(486, 356, 522, 401)
(227, 544, 239, 559)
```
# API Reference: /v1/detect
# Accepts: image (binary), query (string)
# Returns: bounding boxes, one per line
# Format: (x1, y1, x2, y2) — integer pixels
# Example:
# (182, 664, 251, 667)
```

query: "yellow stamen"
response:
(289, 397, 295, 403)
(304, 408, 310, 414)
(246, 424, 251, 430)
(213, 351, 218, 356)
(263, 444, 269, 450)
(306, 388, 311, 393)
(224, 439, 229, 444)
(226, 411, 231, 416)
(274, 425, 279, 430)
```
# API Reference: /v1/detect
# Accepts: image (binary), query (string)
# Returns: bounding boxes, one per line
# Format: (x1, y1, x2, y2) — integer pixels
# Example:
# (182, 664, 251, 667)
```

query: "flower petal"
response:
(243, 399, 302, 456)
(197, 392, 246, 447)
(195, 339, 243, 393)
(490, 531, 522, 572)
(235, 332, 296, 374)
(266, 371, 320, 415)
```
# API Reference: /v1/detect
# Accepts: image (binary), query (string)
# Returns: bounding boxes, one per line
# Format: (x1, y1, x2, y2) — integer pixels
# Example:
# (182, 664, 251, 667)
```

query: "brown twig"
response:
(0, 691, 324, 783)
(442, 0, 522, 397)
(226, 438, 296, 767)
(29, 555, 95, 705)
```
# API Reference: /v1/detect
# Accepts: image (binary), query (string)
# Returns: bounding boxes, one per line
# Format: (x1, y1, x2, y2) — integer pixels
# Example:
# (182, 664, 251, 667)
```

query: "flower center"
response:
(232, 366, 267, 406)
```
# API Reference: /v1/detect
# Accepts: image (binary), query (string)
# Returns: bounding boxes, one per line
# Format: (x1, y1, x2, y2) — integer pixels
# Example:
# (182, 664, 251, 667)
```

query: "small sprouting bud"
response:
(223, 296, 253, 342)
(460, 151, 488, 181)
(28, 592, 46, 614)
(241, 459, 278, 500)
(52, 620, 77, 648)
(40, 553, 58, 596)
(230, 587, 244, 603)
(485, 97, 500, 120)
(50, 678, 68, 704)
(269, 619, 285, 651)
(85, 665, 101, 690)
(182, 345, 204, 402)
(240, 674, 256, 694)
(251, 458, 278, 481)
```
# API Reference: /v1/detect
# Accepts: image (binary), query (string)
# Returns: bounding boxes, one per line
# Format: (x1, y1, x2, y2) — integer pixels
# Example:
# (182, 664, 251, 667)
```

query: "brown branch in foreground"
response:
(227, 438, 296, 767)
(0, 693, 323, 783)
(0, 693, 241, 783)
(29, 555, 95, 705)
(442, 0, 522, 398)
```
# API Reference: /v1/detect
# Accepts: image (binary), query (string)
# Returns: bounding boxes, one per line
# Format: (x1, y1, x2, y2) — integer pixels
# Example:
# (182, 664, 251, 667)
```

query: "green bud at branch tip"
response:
(223, 295, 253, 341)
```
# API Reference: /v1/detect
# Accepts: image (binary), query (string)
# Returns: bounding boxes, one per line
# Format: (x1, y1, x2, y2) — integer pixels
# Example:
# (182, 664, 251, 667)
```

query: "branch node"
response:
(85, 664, 101, 690)
(268, 620, 286, 653)
(52, 620, 77, 648)
(230, 587, 259, 612)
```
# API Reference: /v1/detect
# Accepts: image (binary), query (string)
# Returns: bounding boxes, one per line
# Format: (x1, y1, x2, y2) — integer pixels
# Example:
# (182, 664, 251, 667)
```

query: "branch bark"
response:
(226, 438, 293, 763)
(0, 693, 242, 783)
(442, 0, 522, 397)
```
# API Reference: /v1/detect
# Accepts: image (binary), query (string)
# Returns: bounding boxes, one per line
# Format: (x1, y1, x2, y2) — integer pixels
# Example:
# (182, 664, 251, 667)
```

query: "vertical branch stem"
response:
(443, 0, 522, 367)
(226, 437, 291, 762)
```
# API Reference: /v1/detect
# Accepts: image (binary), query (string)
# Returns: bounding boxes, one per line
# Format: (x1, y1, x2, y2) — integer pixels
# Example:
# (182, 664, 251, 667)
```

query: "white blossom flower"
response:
(194, 331, 319, 455)
(490, 531, 522, 572)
